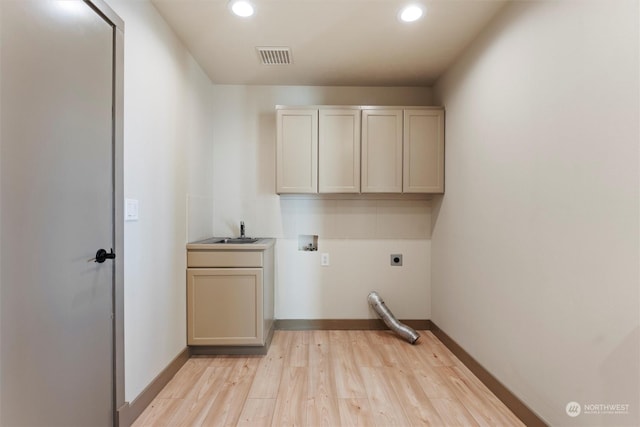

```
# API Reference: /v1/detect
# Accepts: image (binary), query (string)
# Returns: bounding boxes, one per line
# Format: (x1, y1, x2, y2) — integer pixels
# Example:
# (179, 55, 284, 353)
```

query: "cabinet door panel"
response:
(403, 109, 445, 193)
(319, 109, 361, 193)
(276, 109, 318, 193)
(187, 268, 263, 345)
(361, 109, 403, 193)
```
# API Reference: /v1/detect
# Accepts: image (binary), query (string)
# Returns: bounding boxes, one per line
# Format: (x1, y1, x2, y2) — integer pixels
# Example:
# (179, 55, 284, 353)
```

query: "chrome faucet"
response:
(240, 221, 245, 238)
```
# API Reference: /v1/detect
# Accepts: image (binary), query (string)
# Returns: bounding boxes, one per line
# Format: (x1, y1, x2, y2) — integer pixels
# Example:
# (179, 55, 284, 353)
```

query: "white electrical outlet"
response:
(321, 253, 330, 266)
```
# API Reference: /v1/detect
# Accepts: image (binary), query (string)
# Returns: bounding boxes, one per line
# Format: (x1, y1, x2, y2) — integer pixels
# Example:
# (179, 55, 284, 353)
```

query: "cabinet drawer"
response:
(187, 250, 263, 268)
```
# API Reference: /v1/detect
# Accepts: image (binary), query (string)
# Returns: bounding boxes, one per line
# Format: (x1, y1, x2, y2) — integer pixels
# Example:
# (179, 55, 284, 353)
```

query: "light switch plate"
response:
(125, 198, 139, 221)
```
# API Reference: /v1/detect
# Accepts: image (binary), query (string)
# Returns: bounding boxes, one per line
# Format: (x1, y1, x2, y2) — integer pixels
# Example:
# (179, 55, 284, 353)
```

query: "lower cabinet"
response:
(186, 240, 275, 350)
(187, 268, 263, 346)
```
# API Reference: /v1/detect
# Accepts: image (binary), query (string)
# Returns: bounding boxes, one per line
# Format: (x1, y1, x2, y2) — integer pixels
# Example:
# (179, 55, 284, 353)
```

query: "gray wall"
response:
(106, 0, 215, 402)
(433, 1, 639, 425)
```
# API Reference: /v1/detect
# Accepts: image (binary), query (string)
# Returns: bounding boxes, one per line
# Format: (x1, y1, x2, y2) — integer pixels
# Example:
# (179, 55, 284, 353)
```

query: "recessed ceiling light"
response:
(399, 4, 425, 23)
(229, 0, 254, 17)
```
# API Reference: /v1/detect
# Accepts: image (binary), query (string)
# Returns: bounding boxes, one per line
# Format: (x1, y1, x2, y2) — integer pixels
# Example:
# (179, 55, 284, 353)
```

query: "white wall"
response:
(106, 0, 214, 402)
(211, 85, 434, 319)
(433, 1, 639, 426)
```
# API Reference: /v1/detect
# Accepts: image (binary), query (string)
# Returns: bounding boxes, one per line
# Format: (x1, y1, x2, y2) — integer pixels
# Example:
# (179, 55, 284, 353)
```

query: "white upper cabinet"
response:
(319, 109, 361, 193)
(361, 109, 403, 193)
(403, 109, 445, 193)
(276, 106, 445, 195)
(276, 109, 318, 194)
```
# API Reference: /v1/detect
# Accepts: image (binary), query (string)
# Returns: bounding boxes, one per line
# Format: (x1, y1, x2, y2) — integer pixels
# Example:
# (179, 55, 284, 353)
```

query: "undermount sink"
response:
(215, 238, 260, 244)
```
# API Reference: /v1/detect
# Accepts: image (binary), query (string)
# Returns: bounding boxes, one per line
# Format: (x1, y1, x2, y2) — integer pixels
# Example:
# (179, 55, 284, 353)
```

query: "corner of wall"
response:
(431, 1, 640, 425)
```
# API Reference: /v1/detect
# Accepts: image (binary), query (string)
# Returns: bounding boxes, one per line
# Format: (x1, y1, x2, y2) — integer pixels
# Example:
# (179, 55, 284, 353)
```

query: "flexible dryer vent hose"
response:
(368, 291, 420, 344)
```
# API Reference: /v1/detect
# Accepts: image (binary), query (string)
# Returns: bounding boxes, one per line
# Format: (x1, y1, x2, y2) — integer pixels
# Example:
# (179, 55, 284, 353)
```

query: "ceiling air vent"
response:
(256, 47, 292, 65)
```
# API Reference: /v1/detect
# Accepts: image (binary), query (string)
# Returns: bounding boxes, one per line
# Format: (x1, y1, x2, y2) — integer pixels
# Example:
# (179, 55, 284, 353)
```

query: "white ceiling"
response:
(151, 0, 508, 86)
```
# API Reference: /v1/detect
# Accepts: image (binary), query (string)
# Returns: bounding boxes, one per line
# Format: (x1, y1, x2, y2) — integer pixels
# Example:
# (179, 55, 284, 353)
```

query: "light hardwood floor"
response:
(132, 330, 525, 426)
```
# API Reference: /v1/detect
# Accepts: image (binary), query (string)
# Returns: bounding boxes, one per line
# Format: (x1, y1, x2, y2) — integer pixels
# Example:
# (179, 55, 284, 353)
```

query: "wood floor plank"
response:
(330, 338, 367, 399)
(209, 355, 257, 368)
(328, 329, 350, 344)
(200, 357, 260, 426)
(337, 398, 376, 427)
(394, 334, 436, 370)
(415, 364, 460, 399)
(450, 357, 519, 414)
(308, 339, 330, 367)
(133, 330, 525, 427)
(271, 330, 294, 349)
(360, 366, 411, 426)
(285, 338, 308, 367)
(172, 367, 231, 427)
(298, 329, 313, 344)
(131, 398, 183, 427)
(365, 329, 417, 368)
(247, 345, 285, 399)
(379, 344, 409, 368)
(421, 331, 457, 367)
(271, 367, 308, 426)
(385, 366, 446, 426)
(308, 356, 336, 399)
(311, 329, 330, 346)
(431, 397, 481, 426)
(367, 329, 401, 346)
(156, 358, 210, 399)
(236, 398, 276, 427)
(440, 366, 526, 427)
(306, 395, 341, 426)
(348, 330, 383, 367)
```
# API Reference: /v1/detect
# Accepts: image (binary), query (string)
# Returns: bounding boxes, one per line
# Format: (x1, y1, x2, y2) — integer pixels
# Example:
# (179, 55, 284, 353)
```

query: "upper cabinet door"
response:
(276, 109, 318, 194)
(319, 109, 361, 193)
(361, 109, 403, 193)
(403, 109, 445, 193)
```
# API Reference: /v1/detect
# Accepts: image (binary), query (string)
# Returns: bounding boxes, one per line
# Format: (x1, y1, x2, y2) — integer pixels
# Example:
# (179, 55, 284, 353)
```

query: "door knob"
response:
(88, 248, 116, 263)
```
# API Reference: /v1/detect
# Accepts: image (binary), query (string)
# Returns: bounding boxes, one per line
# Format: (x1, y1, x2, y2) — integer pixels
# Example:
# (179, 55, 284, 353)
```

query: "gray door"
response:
(1, 1, 115, 425)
